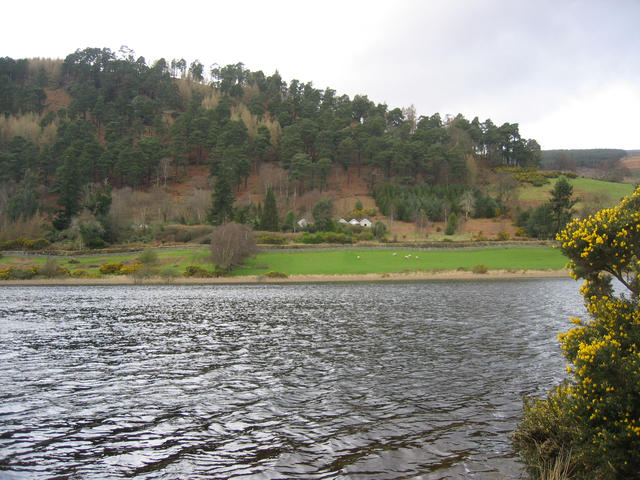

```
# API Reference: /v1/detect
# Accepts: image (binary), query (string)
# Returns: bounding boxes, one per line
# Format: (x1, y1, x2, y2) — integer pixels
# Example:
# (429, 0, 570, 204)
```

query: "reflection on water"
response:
(0, 280, 583, 479)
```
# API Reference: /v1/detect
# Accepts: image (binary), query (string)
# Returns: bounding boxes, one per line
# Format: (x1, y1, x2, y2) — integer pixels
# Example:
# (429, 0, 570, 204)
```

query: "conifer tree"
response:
(208, 170, 234, 225)
(261, 188, 279, 231)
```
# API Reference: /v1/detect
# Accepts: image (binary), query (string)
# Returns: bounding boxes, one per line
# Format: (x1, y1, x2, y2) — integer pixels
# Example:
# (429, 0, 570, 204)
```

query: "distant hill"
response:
(541, 149, 627, 169)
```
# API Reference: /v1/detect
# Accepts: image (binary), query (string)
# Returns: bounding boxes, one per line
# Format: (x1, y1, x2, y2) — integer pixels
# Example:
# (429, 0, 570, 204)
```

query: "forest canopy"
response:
(0, 47, 542, 242)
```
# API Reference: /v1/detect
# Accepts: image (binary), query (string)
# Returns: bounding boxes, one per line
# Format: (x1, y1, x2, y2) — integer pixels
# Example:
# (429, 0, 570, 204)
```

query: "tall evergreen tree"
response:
(208, 170, 235, 225)
(549, 177, 577, 234)
(261, 188, 279, 231)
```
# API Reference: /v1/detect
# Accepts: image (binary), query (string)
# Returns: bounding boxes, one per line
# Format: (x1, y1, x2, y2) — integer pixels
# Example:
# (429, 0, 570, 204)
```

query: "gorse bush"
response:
(0, 265, 38, 280)
(98, 262, 143, 275)
(0, 237, 51, 251)
(99, 262, 123, 274)
(495, 166, 576, 186)
(514, 186, 640, 479)
(119, 263, 142, 275)
(264, 271, 288, 278)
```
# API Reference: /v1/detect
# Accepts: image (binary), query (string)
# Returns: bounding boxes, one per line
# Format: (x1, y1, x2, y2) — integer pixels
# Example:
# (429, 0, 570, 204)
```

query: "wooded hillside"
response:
(0, 47, 553, 246)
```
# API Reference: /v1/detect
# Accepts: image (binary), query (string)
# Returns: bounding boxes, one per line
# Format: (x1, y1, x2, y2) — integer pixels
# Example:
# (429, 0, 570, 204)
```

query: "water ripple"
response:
(0, 280, 584, 478)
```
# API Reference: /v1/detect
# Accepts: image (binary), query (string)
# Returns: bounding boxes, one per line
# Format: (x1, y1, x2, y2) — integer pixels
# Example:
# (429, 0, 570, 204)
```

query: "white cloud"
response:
(524, 82, 640, 150)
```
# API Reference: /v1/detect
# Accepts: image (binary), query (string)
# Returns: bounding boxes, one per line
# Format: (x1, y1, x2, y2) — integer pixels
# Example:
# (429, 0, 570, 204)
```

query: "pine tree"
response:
(549, 177, 577, 234)
(261, 188, 279, 231)
(208, 170, 235, 225)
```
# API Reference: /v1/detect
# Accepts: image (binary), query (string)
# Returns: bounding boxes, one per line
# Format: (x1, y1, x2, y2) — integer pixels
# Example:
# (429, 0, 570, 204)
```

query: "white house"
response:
(360, 218, 372, 228)
(297, 218, 309, 228)
(338, 218, 348, 224)
(349, 219, 361, 226)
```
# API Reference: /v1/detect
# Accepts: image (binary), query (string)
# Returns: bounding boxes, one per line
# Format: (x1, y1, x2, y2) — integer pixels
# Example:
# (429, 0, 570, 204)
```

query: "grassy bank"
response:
(1, 246, 567, 281)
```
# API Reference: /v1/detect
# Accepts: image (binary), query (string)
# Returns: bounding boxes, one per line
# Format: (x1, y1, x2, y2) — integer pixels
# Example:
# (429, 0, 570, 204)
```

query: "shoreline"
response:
(0, 269, 571, 286)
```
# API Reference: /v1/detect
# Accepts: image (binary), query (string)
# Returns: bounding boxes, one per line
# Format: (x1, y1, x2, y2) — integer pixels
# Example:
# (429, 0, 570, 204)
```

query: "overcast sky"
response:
(4, 0, 639, 150)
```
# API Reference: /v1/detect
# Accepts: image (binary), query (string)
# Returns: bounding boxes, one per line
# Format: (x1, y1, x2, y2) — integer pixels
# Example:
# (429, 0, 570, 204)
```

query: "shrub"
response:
(373, 221, 387, 241)
(345, 207, 376, 220)
(159, 269, 179, 281)
(37, 258, 69, 278)
(357, 231, 374, 242)
(183, 265, 213, 277)
(265, 271, 288, 278)
(473, 231, 488, 241)
(257, 234, 287, 245)
(471, 264, 488, 274)
(511, 383, 578, 479)
(496, 231, 510, 241)
(27, 238, 51, 250)
(301, 232, 352, 244)
(0, 237, 51, 251)
(120, 263, 142, 275)
(514, 186, 640, 478)
(324, 232, 352, 244)
(85, 237, 106, 249)
(497, 166, 551, 186)
(137, 248, 158, 265)
(301, 232, 322, 244)
(445, 212, 457, 235)
(0, 267, 16, 280)
(132, 264, 158, 281)
(1, 266, 38, 280)
(70, 269, 87, 278)
(99, 262, 123, 274)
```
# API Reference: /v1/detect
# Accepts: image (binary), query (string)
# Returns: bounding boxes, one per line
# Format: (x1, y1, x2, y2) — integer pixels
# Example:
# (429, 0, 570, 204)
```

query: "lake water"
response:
(0, 280, 584, 479)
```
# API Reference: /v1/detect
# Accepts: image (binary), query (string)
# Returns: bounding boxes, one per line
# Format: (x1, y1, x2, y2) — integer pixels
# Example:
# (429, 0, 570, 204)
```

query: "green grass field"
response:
(1, 246, 566, 278)
(233, 247, 567, 276)
(519, 177, 636, 204)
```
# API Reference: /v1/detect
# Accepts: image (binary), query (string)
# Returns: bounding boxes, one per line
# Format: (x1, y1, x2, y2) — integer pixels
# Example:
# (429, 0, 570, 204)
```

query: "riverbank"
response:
(0, 268, 570, 286)
(1, 245, 568, 283)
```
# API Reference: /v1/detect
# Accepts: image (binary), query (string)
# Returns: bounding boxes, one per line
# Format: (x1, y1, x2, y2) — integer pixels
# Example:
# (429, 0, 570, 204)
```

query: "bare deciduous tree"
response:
(183, 189, 211, 224)
(495, 172, 519, 210)
(415, 210, 429, 235)
(157, 157, 171, 187)
(150, 189, 174, 223)
(210, 222, 256, 271)
(459, 190, 476, 220)
(259, 163, 287, 197)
